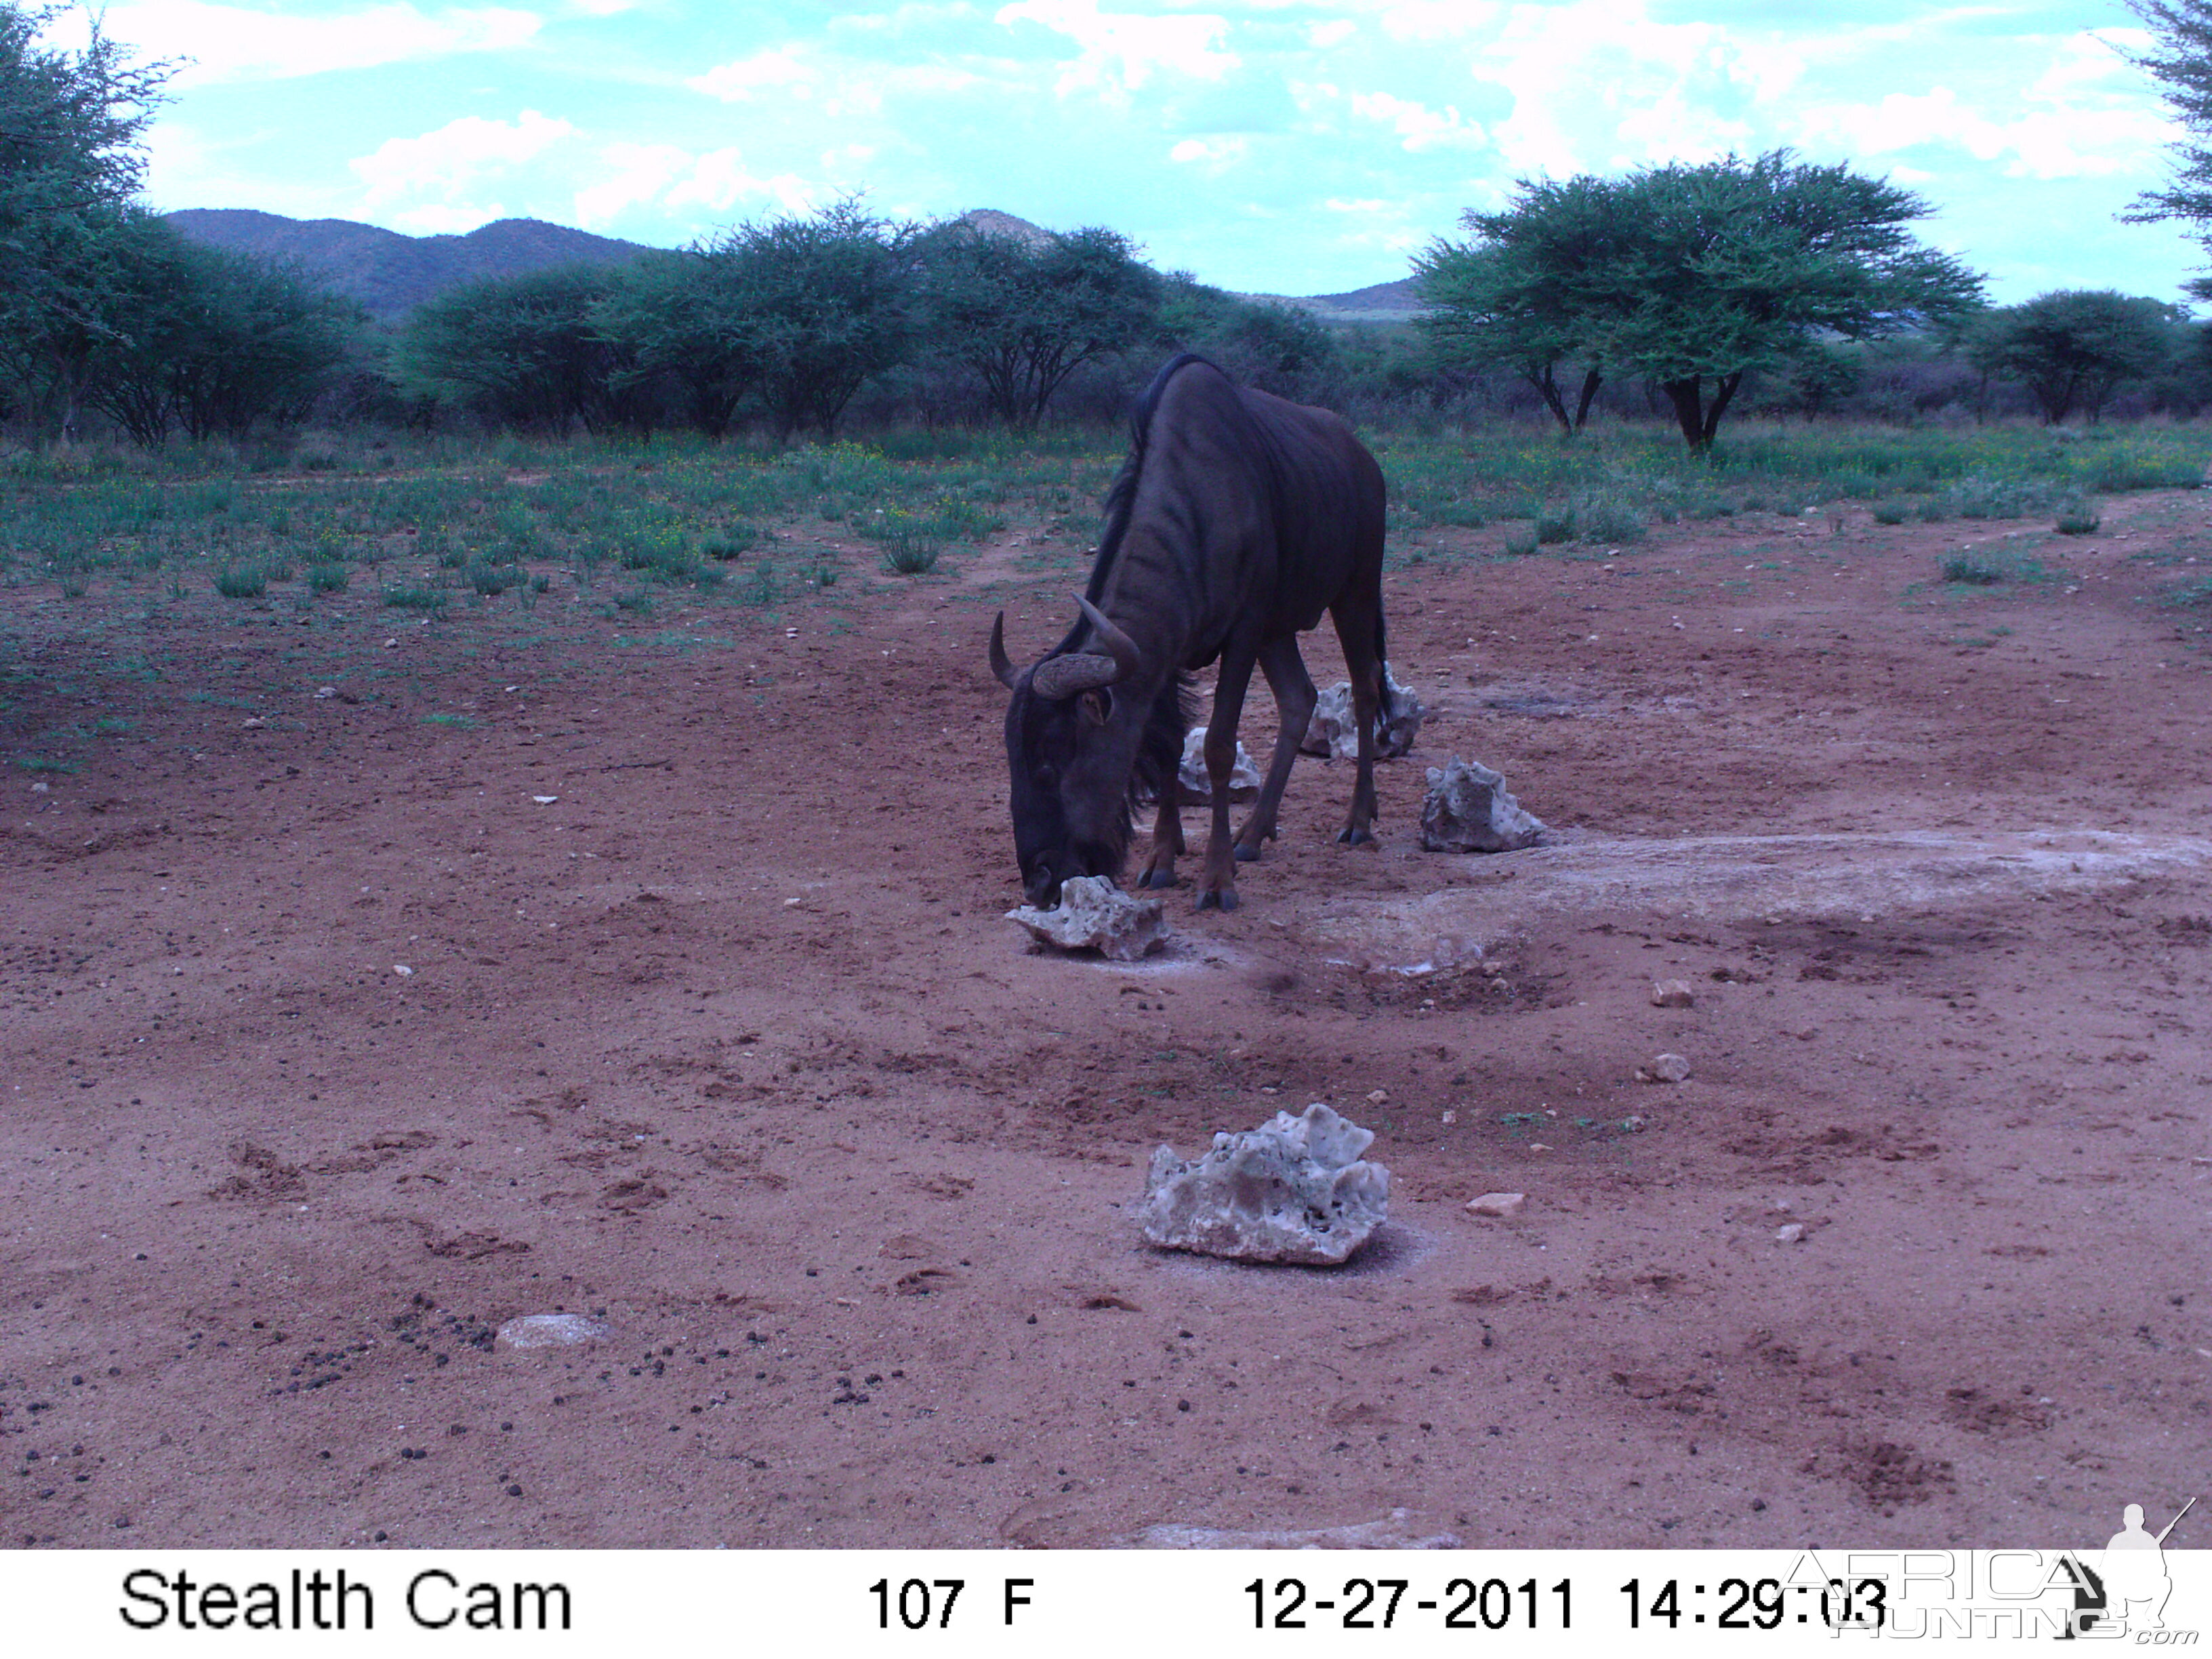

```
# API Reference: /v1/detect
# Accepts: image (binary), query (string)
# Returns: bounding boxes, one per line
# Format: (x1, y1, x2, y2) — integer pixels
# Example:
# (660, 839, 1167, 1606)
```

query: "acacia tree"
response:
(1414, 173, 1616, 434)
(397, 265, 652, 433)
(916, 222, 1158, 428)
(680, 201, 920, 439)
(1420, 152, 1984, 450)
(0, 1, 172, 438)
(1965, 291, 2182, 424)
(2123, 0, 2212, 291)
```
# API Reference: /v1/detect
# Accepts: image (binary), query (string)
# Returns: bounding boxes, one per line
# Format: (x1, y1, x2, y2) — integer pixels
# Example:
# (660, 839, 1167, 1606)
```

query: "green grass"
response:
(1, 421, 2201, 638)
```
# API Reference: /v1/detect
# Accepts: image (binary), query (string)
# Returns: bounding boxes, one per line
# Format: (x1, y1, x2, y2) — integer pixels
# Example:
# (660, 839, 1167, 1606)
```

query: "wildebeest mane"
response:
(1057, 353, 1210, 857)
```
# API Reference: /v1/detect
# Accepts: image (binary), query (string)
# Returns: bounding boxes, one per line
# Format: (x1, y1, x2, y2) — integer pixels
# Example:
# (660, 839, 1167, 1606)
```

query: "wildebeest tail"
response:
(1374, 610, 1404, 727)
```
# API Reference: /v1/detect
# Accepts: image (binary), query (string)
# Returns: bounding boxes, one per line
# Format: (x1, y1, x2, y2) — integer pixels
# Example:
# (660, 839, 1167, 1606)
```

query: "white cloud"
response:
(994, 0, 1237, 101)
(104, 1, 539, 87)
(687, 46, 818, 102)
(352, 110, 578, 211)
(572, 142, 691, 227)
(1168, 134, 1248, 170)
(1349, 90, 1485, 153)
(571, 142, 818, 229)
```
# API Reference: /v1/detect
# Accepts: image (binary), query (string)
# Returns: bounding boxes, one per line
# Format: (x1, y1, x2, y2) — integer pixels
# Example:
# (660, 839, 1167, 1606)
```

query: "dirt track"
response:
(3, 487, 2209, 1549)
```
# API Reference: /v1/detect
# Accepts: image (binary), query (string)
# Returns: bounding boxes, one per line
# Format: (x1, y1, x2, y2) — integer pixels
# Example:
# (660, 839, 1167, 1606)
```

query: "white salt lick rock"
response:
(1420, 758, 1545, 853)
(1006, 874, 1166, 962)
(1139, 1103, 1390, 1265)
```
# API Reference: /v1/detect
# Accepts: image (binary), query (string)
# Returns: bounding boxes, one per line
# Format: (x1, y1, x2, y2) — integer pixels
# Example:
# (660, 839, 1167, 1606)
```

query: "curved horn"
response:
(1076, 594, 1140, 684)
(1031, 651, 1120, 700)
(988, 611, 1019, 689)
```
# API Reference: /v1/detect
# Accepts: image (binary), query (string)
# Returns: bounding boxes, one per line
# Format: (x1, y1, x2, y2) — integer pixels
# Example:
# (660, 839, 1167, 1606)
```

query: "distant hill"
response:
(1246, 277, 1427, 323)
(161, 210, 657, 320)
(163, 207, 1419, 324)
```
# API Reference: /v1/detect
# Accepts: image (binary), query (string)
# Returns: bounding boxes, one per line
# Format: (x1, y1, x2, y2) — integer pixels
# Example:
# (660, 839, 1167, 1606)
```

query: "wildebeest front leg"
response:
(1137, 794, 1184, 888)
(1197, 647, 1259, 910)
(1233, 634, 1316, 863)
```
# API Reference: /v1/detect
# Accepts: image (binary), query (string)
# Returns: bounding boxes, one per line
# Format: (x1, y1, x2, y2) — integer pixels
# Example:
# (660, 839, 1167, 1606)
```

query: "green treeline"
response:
(7, 1, 2212, 453)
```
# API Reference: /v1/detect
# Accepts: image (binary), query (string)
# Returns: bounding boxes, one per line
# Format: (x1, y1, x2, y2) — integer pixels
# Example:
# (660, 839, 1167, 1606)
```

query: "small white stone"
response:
(1465, 1191, 1525, 1218)
(392, 964, 413, 977)
(497, 1313, 610, 1349)
(1366, 1089, 1389, 1104)
(1651, 980, 1695, 1008)
(314, 686, 337, 699)
(1638, 1053, 1692, 1084)
(532, 795, 558, 804)
(1776, 1223, 1807, 1245)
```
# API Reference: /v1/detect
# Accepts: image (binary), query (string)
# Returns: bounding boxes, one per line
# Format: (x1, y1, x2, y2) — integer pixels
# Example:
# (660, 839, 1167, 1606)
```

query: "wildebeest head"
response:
(991, 595, 1147, 907)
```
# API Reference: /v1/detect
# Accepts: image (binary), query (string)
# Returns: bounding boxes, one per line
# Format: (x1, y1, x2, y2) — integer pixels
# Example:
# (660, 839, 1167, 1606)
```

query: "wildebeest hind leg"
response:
(1137, 795, 1184, 888)
(1234, 634, 1315, 863)
(1197, 647, 1258, 910)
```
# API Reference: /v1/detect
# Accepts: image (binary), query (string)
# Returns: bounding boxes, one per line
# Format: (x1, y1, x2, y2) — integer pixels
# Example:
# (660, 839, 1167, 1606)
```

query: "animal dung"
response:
(1302, 666, 1427, 760)
(1137, 1101, 1390, 1265)
(1006, 875, 1167, 962)
(1419, 757, 1546, 853)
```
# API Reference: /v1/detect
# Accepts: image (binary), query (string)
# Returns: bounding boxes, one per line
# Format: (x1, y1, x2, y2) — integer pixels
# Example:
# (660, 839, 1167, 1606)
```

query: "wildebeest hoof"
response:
(1336, 826, 1377, 846)
(1233, 842, 1264, 863)
(1139, 866, 1181, 889)
(1196, 886, 1240, 912)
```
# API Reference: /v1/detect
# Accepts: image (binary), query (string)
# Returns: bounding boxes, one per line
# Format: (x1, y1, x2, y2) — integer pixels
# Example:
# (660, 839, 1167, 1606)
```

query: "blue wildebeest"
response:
(988, 353, 1396, 912)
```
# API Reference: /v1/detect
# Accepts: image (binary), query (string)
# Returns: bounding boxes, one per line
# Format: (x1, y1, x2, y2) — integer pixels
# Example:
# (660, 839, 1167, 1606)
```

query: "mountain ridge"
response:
(161, 207, 1421, 322)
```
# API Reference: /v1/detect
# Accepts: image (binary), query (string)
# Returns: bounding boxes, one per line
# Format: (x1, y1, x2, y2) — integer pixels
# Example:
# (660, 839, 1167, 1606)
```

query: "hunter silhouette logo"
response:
(2062, 1496, 2197, 1639)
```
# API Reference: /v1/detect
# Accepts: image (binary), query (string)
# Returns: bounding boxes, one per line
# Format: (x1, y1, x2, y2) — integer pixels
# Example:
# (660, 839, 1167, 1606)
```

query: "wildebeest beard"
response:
(1010, 669, 1193, 906)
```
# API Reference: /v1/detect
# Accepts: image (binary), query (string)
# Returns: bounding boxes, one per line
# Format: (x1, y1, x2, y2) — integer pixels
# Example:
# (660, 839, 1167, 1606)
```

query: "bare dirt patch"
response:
(3, 492, 2209, 1549)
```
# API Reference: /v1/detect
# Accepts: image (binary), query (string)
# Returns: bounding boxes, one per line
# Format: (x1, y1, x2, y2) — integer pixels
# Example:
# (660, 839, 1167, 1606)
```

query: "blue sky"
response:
(71, 0, 2210, 303)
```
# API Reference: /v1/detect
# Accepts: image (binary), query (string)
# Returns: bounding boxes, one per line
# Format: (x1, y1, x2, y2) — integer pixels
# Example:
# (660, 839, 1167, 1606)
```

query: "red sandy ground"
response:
(3, 485, 2209, 1551)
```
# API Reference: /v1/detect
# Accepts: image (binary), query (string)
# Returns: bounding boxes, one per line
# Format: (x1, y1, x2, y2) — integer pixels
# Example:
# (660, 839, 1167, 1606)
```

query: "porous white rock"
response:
(1138, 1102, 1389, 1265)
(497, 1313, 609, 1349)
(1174, 725, 1263, 804)
(1006, 875, 1166, 962)
(1420, 757, 1546, 853)
(1302, 668, 1426, 760)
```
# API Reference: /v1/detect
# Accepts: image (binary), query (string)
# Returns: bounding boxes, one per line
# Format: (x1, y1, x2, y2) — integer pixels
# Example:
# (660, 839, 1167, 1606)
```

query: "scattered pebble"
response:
(392, 964, 413, 977)
(241, 717, 266, 730)
(1637, 1053, 1692, 1084)
(1465, 1191, 1526, 1219)
(313, 686, 337, 699)
(1776, 1223, 1808, 1245)
(1366, 1089, 1389, 1104)
(1650, 980, 1695, 1008)
(532, 796, 558, 804)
